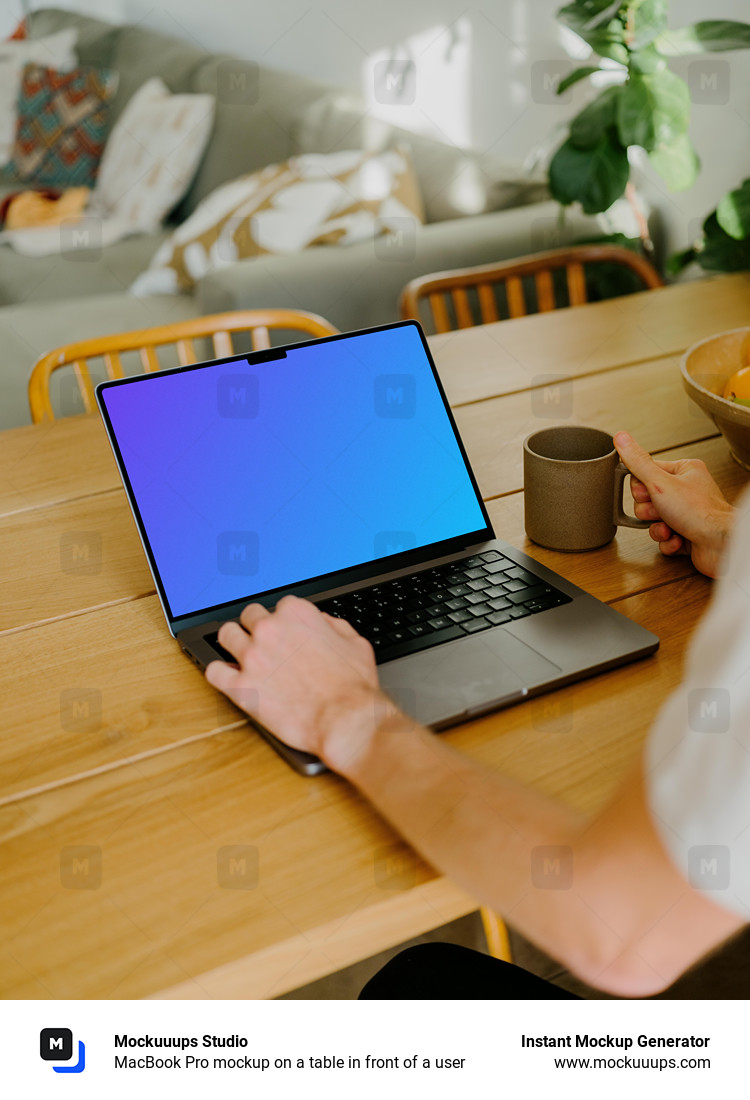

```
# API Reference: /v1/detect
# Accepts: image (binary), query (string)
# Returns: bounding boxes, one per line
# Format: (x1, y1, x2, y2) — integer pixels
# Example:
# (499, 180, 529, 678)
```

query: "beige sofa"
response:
(0, 8, 604, 429)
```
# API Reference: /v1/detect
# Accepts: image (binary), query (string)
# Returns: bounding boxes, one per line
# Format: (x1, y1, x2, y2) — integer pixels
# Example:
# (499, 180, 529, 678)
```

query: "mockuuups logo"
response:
(40, 1028, 86, 1073)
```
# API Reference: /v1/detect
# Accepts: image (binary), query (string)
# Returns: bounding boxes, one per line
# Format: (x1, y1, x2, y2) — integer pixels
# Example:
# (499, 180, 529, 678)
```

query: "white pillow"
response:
(0, 28, 78, 166)
(92, 77, 215, 232)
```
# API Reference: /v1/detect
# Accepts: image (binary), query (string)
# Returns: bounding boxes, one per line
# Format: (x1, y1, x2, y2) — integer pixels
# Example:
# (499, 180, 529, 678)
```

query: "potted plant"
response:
(669, 178, 750, 274)
(548, 2, 750, 235)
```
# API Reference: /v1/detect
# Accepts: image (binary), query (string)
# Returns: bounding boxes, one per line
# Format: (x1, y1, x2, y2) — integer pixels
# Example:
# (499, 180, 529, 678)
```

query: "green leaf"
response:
(616, 70, 690, 151)
(655, 20, 750, 56)
(648, 132, 700, 191)
(666, 246, 698, 277)
(549, 130, 630, 214)
(716, 179, 750, 240)
(630, 0, 668, 49)
(557, 3, 629, 63)
(557, 65, 601, 95)
(629, 45, 668, 74)
(570, 85, 622, 148)
(698, 212, 750, 272)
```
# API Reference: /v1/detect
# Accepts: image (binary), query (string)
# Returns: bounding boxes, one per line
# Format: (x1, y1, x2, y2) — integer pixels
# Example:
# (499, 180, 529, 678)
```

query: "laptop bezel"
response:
(95, 319, 494, 635)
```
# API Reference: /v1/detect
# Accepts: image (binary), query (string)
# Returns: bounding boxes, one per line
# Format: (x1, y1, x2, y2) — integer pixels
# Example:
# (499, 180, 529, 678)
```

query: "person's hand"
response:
(205, 595, 387, 769)
(614, 431, 734, 578)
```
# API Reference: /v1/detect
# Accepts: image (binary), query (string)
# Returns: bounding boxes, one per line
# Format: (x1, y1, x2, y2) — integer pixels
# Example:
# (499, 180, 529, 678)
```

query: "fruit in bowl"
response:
(722, 365, 750, 407)
(681, 327, 750, 471)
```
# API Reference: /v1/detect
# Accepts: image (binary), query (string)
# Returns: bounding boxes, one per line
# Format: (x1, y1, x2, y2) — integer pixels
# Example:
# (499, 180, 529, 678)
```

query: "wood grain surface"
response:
(2, 275, 750, 999)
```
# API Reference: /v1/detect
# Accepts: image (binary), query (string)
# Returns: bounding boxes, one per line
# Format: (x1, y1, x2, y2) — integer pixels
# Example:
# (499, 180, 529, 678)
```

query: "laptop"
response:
(96, 319, 658, 774)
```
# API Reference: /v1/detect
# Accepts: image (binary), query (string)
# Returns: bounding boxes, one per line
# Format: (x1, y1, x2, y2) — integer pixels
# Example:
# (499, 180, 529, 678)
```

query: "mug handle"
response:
(613, 462, 651, 529)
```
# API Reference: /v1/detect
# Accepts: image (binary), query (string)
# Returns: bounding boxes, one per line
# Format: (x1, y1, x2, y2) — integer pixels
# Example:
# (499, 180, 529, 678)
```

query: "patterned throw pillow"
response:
(131, 146, 425, 295)
(9, 63, 118, 187)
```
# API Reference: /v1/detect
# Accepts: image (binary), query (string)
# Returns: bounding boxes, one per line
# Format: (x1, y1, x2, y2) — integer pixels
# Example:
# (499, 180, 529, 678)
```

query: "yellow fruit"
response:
(722, 365, 750, 406)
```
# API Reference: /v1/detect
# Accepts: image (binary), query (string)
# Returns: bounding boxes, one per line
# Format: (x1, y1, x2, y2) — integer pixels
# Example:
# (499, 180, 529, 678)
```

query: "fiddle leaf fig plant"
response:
(669, 178, 750, 275)
(548, 2, 750, 215)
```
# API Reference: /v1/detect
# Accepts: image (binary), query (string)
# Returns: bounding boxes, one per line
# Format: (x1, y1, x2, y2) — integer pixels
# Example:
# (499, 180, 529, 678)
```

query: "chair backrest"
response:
(28, 308, 339, 423)
(399, 245, 664, 334)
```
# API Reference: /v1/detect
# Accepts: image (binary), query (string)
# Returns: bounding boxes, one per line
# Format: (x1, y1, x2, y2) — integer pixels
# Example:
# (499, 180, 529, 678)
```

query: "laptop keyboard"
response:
(204, 550, 570, 667)
(318, 550, 570, 663)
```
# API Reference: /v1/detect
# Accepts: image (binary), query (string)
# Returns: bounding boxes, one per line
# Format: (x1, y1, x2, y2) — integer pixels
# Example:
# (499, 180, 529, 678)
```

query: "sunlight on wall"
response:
(362, 18, 472, 149)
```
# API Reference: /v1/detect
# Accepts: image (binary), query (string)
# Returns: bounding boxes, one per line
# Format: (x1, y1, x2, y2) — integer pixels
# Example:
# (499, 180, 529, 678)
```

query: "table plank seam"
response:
(0, 717, 248, 808)
(0, 592, 156, 638)
(447, 350, 684, 409)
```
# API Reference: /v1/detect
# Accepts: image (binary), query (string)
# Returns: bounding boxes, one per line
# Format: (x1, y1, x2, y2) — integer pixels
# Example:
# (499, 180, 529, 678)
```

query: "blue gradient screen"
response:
(100, 324, 488, 619)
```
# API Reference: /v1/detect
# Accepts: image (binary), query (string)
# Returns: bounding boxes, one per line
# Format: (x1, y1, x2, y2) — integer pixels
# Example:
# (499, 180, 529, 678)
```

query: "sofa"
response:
(0, 7, 607, 430)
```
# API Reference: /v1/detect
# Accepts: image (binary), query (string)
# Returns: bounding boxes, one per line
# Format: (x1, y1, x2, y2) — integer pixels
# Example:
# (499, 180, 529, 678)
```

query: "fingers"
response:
(633, 498, 662, 522)
(217, 619, 252, 662)
(205, 658, 240, 692)
(614, 431, 665, 491)
(657, 533, 688, 557)
(239, 602, 272, 632)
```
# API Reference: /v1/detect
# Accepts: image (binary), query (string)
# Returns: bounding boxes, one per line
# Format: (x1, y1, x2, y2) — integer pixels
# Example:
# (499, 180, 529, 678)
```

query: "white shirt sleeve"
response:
(646, 482, 750, 920)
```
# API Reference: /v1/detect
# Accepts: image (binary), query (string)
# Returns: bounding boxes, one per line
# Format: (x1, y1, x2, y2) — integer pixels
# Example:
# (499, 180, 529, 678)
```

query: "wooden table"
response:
(2, 273, 750, 1000)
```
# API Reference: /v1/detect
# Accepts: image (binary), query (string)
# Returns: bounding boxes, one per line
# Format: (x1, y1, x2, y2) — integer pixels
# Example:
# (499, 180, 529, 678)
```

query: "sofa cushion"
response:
(0, 228, 170, 306)
(0, 27, 78, 166)
(93, 77, 214, 231)
(293, 92, 549, 224)
(10, 62, 118, 187)
(133, 146, 424, 295)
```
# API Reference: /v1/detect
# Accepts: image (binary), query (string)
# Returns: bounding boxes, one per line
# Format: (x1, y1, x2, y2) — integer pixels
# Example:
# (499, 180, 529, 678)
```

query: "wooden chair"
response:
(28, 308, 339, 423)
(399, 245, 664, 333)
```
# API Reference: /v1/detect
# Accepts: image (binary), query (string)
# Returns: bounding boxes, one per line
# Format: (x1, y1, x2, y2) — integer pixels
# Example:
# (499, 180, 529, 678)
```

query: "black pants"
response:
(360, 943, 580, 999)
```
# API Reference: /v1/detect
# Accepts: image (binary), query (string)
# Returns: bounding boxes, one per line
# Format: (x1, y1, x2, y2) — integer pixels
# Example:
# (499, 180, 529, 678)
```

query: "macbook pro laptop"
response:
(96, 320, 658, 774)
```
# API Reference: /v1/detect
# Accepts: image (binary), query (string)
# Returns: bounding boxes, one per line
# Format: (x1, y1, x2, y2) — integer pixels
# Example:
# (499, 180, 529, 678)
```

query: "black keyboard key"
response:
(468, 602, 492, 617)
(487, 609, 513, 625)
(503, 577, 528, 592)
(445, 597, 469, 611)
(447, 609, 472, 623)
(510, 605, 531, 618)
(461, 617, 493, 634)
(488, 596, 512, 611)
(447, 583, 470, 596)
(406, 609, 428, 623)
(464, 567, 485, 579)
(505, 567, 538, 583)
(376, 624, 464, 663)
(427, 615, 453, 630)
(485, 584, 511, 598)
(526, 595, 567, 613)
(484, 559, 513, 574)
(508, 584, 551, 605)
(408, 623, 429, 637)
(467, 578, 490, 591)
(465, 591, 487, 605)
(387, 629, 410, 644)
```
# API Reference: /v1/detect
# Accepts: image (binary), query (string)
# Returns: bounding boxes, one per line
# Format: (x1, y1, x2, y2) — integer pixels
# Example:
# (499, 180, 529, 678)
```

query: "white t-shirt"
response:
(647, 482, 750, 919)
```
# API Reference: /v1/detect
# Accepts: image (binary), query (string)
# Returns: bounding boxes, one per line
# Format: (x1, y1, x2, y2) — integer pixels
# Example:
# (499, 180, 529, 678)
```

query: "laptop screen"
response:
(98, 322, 491, 622)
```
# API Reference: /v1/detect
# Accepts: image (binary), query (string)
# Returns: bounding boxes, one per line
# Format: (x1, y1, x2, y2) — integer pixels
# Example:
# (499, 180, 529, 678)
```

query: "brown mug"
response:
(524, 426, 650, 552)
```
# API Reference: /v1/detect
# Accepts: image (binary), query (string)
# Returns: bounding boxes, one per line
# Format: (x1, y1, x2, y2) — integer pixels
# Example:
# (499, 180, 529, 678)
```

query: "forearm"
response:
(329, 701, 742, 995)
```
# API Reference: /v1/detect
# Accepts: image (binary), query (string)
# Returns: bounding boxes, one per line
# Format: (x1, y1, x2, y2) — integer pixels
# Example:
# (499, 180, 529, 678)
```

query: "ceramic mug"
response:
(523, 426, 650, 552)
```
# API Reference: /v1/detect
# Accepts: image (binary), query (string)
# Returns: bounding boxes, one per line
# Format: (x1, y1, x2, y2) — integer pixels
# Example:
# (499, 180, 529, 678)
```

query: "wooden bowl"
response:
(681, 327, 750, 471)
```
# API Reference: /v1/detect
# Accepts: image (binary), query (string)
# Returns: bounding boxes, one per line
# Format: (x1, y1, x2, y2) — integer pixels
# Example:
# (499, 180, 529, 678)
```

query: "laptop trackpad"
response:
(379, 627, 561, 727)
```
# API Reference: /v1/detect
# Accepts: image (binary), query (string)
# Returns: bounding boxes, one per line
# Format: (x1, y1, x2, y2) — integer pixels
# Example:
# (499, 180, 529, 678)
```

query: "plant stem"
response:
(625, 181, 654, 255)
